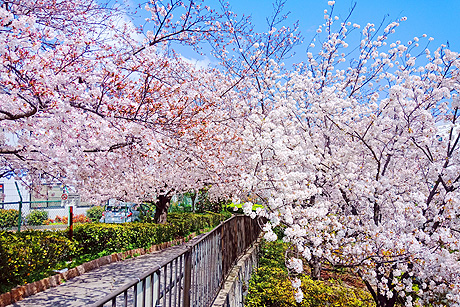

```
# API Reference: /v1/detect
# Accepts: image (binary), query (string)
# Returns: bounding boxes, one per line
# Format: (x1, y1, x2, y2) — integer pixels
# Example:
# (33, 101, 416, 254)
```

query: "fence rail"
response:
(90, 215, 261, 307)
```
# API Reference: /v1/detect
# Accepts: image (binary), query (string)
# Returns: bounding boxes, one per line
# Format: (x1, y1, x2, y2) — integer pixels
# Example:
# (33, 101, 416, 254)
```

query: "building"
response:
(0, 176, 90, 219)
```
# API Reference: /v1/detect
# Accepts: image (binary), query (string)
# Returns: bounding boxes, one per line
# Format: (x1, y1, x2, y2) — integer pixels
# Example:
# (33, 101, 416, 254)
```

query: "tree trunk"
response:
(360, 269, 398, 307)
(373, 289, 397, 307)
(310, 256, 322, 280)
(154, 194, 172, 224)
(193, 190, 199, 213)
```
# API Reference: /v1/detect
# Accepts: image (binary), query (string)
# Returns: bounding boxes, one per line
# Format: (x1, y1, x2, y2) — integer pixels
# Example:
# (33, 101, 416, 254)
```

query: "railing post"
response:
(183, 248, 192, 307)
(15, 182, 22, 231)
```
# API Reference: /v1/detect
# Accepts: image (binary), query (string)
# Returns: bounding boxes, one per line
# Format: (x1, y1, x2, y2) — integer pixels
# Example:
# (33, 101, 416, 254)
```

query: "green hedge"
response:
(245, 241, 374, 307)
(0, 209, 19, 229)
(25, 210, 48, 226)
(73, 212, 229, 255)
(0, 212, 230, 294)
(167, 212, 230, 236)
(73, 222, 180, 255)
(85, 206, 105, 223)
(0, 230, 76, 293)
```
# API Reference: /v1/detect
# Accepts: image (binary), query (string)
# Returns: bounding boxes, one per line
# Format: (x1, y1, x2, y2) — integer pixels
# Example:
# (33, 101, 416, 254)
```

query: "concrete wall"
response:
(212, 239, 260, 307)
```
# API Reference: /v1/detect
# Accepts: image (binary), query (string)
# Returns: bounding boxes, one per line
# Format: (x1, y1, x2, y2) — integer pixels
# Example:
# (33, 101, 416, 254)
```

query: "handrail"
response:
(89, 214, 261, 307)
(91, 265, 162, 306)
(186, 215, 233, 247)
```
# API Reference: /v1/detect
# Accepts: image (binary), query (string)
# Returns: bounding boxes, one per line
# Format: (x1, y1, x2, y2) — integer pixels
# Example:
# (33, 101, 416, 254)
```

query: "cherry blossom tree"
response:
(77, 0, 300, 222)
(0, 0, 125, 194)
(3, 0, 460, 305)
(237, 3, 460, 307)
(0, 0, 299, 222)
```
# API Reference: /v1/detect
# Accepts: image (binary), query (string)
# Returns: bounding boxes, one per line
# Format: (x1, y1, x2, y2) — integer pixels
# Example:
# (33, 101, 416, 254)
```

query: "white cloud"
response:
(180, 55, 212, 70)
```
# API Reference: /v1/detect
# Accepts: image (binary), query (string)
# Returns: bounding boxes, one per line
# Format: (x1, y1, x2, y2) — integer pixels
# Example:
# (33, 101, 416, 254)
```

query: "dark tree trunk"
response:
(360, 268, 398, 307)
(310, 256, 322, 280)
(193, 192, 199, 213)
(154, 194, 172, 224)
(373, 289, 397, 307)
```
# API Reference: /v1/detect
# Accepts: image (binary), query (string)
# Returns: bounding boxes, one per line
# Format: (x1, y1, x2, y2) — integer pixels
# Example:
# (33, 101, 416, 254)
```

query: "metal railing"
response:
(90, 215, 261, 307)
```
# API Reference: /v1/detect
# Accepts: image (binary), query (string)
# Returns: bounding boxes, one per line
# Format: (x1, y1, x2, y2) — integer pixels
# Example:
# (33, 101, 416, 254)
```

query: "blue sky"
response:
(126, 0, 460, 66)
(225, 0, 459, 46)
(206, 0, 460, 64)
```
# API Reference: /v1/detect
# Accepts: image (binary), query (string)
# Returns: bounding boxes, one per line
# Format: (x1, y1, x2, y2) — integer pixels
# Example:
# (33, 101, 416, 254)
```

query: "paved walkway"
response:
(9, 235, 204, 307)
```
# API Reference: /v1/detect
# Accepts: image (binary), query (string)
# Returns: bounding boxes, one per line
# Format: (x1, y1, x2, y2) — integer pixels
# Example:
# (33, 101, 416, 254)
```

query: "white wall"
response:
(1, 176, 30, 205)
(1, 178, 89, 219)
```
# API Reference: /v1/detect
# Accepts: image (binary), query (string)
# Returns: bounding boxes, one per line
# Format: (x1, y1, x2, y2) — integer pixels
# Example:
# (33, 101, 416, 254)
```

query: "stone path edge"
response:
(0, 233, 197, 307)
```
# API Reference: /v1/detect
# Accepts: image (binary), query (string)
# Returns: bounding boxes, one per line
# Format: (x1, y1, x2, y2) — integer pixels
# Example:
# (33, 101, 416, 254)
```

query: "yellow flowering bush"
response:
(0, 209, 19, 229)
(0, 230, 76, 293)
(245, 241, 374, 307)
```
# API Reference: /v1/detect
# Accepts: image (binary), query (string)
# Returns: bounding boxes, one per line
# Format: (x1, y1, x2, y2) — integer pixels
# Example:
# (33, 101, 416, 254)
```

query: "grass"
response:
(225, 203, 264, 212)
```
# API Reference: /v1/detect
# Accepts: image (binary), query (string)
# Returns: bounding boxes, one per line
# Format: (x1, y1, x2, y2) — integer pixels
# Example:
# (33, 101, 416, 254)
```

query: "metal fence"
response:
(90, 215, 261, 307)
(0, 181, 92, 230)
(1, 200, 70, 231)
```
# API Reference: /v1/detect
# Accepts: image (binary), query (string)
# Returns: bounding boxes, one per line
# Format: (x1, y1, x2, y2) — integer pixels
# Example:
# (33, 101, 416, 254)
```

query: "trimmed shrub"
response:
(168, 203, 192, 213)
(196, 198, 231, 213)
(0, 230, 76, 293)
(73, 212, 228, 255)
(72, 222, 180, 255)
(86, 206, 104, 222)
(220, 210, 233, 220)
(138, 203, 156, 223)
(0, 209, 19, 229)
(166, 212, 228, 236)
(25, 210, 48, 226)
(246, 267, 374, 307)
(0, 212, 230, 294)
